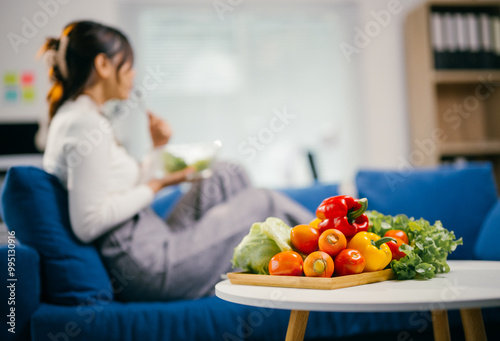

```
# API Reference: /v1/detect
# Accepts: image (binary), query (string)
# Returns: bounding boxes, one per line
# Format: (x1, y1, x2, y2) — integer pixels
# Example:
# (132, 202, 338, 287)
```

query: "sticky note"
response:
(21, 72, 34, 86)
(3, 72, 17, 86)
(4, 88, 18, 102)
(21, 86, 35, 102)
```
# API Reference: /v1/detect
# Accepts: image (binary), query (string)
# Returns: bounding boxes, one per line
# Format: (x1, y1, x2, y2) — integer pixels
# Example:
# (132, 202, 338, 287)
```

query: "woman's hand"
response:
(148, 111, 172, 148)
(147, 167, 196, 193)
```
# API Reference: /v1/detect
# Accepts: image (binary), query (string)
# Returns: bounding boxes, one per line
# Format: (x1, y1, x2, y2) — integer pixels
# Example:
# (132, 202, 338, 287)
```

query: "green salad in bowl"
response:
(158, 140, 222, 179)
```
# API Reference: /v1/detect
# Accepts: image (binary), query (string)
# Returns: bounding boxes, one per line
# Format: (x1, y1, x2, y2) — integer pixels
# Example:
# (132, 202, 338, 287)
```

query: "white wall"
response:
(355, 0, 426, 170)
(0, 0, 119, 122)
(0, 0, 427, 181)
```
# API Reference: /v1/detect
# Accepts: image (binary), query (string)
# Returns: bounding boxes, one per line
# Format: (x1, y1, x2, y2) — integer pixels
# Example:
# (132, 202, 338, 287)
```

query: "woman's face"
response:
(114, 60, 135, 100)
(100, 56, 135, 101)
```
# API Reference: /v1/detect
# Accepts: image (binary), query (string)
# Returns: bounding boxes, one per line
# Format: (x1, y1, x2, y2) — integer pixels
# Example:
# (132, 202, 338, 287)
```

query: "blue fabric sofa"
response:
(1, 162, 500, 341)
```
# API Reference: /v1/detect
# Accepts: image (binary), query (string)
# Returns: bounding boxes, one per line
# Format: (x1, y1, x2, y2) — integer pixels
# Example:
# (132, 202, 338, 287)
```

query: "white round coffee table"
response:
(216, 260, 500, 341)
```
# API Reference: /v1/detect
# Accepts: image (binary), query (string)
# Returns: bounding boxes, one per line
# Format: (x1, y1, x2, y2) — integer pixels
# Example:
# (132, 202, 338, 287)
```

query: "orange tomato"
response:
(318, 229, 347, 257)
(290, 224, 320, 254)
(334, 249, 365, 276)
(303, 251, 334, 277)
(384, 230, 409, 244)
(268, 251, 304, 276)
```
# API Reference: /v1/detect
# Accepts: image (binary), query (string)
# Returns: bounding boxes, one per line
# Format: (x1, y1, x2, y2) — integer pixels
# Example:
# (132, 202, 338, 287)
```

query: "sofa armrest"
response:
(0, 243, 41, 341)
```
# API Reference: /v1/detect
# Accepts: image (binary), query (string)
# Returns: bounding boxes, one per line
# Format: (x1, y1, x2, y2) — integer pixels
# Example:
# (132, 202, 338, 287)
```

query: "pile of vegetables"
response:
(231, 195, 462, 280)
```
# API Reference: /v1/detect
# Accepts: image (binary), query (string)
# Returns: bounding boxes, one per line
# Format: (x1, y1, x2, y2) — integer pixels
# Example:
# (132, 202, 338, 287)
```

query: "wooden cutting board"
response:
(227, 269, 396, 290)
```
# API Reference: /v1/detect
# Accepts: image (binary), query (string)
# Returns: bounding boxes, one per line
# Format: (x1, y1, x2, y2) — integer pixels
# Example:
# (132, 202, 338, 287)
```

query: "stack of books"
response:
(429, 6, 500, 69)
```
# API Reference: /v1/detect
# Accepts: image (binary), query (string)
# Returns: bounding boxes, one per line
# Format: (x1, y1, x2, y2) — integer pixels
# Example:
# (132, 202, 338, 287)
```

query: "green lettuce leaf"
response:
(367, 211, 462, 280)
(231, 217, 293, 275)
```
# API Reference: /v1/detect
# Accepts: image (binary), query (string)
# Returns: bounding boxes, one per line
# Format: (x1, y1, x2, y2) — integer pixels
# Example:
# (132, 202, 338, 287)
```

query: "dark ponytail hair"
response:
(39, 21, 134, 120)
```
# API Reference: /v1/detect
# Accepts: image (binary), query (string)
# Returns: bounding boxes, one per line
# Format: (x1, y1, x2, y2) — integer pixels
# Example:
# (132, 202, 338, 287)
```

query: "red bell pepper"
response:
(316, 195, 369, 237)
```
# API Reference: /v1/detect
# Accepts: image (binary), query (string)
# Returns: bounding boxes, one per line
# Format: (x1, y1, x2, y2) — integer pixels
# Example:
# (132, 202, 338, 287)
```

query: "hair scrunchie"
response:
(44, 34, 69, 80)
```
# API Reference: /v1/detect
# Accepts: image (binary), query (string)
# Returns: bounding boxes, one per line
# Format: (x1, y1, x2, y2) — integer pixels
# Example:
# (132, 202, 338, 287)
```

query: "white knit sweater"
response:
(43, 95, 155, 243)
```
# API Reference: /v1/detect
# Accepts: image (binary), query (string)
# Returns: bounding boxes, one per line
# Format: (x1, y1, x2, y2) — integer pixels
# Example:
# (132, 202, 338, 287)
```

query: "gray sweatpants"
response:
(95, 162, 314, 302)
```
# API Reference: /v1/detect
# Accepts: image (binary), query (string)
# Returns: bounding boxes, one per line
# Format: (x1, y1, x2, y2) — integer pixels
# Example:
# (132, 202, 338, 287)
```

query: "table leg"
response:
(285, 310, 309, 341)
(460, 308, 487, 341)
(431, 310, 450, 341)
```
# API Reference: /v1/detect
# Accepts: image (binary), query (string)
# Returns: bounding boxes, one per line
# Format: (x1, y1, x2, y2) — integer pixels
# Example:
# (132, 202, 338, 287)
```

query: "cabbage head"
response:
(231, 217, 293, 275)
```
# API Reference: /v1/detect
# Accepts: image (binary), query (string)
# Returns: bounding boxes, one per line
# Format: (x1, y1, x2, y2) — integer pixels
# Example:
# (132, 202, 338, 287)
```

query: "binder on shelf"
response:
(479, 13, 495, 69)
(443, 12, 459, 69)
(491, 15, 500, 69)
(430, 12, 446, 69)
(456, 12, 468, 69)
(466, 12, 482, 69)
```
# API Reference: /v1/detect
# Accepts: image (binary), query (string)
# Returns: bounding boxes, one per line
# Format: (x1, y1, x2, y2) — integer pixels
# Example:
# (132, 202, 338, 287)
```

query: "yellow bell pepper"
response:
(347, 232, 395, 272)
(309, 218, 321, 229)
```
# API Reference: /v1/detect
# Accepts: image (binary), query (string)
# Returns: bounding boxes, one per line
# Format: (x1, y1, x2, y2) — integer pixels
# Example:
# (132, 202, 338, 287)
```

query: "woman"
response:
(41, 21, 313, 301)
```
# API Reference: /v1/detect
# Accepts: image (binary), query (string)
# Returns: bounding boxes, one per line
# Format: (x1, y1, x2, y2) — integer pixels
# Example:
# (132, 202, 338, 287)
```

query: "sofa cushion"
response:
(29, 298, 500, 341)
(0, 166, 113, 305)
(356, 163, 497, 260)
(474, 200, 500, 260)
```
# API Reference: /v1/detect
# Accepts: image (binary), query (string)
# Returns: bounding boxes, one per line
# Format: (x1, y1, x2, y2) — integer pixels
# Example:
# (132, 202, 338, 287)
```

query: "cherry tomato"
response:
(290, 225, 320, 254)
(386, 237, 407, 261)
(334, 249, 366, 276)
(268, 251, 304, 276)
(304, 251, 334, 277)
(318, 229, 347, 257)
(384, 230, 409, 244)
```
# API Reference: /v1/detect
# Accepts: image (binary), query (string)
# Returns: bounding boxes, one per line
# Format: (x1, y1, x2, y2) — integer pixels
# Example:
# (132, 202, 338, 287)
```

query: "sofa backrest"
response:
(474, 199, 500, 260)
(0, 166, 113, 305)
(279, 182, 339, 214)
(356, 162, 498, 260)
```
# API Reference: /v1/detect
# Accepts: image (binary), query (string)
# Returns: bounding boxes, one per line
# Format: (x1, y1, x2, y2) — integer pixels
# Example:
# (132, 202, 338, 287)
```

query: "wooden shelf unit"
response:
(439, 140, 500, 155)
(405, 1, 500, 188)
(432, 70, 500, 83)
